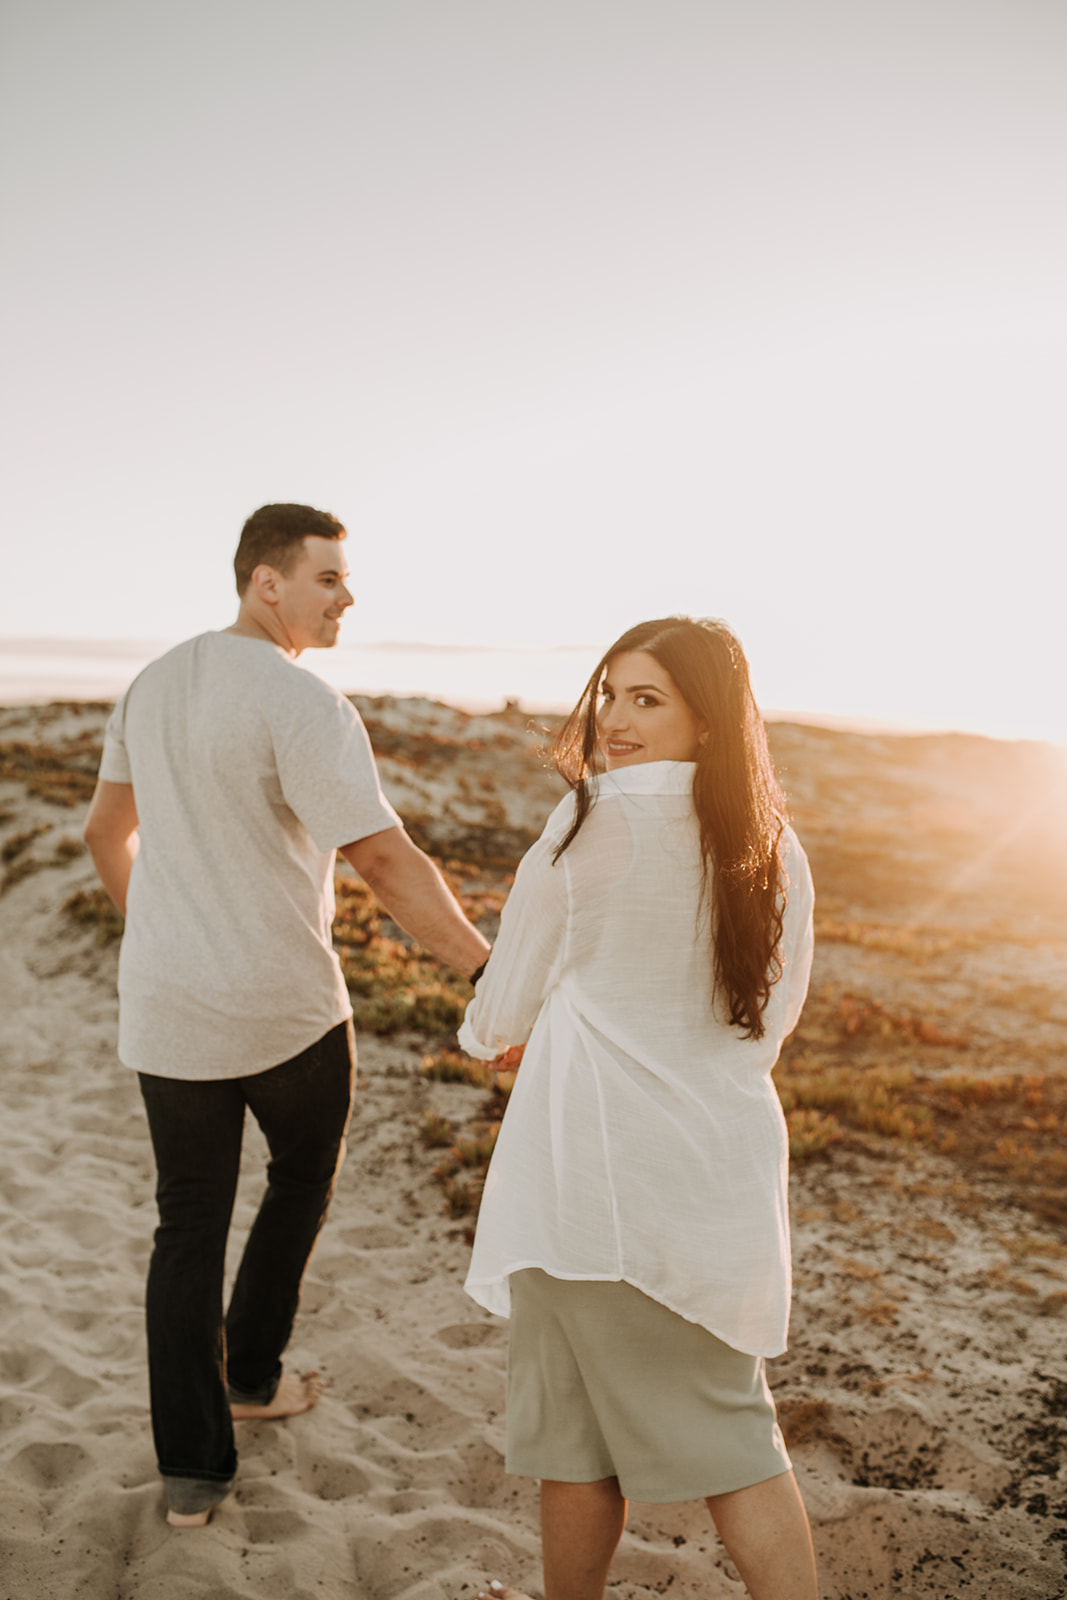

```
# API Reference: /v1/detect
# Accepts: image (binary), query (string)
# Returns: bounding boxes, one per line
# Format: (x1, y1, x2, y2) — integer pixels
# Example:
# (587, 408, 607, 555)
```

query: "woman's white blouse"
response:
(459, 761, 814, 1358)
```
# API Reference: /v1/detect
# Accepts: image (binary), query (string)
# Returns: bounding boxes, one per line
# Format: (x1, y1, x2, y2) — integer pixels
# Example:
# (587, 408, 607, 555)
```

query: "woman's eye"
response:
(635, 695, 660, 708)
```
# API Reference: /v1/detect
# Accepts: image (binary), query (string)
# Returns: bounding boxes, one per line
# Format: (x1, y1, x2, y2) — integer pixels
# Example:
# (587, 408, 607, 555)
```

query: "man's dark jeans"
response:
(137, 1021, 355, 1515)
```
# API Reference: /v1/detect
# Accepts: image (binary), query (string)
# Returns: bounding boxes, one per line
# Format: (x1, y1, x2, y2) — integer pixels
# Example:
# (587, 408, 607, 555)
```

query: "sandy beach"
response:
(2, 695, 1066, 1599)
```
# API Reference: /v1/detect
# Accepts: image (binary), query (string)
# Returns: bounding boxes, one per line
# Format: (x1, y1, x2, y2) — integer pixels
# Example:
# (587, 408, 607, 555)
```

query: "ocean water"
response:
(6, 637, 1055, 745)
(0, 638, 601, 716)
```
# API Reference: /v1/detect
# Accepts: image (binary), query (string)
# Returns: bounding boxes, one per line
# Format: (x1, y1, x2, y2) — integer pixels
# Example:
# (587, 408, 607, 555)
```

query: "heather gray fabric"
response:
(100, 632, 399, 1079)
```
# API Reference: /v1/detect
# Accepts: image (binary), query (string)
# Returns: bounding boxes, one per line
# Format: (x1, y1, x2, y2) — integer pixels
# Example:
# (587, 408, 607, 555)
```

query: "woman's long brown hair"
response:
(552, 617, 788, 1040)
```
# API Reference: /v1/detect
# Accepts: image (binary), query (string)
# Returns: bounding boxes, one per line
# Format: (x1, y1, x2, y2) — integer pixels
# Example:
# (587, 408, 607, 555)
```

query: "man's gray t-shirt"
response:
(100, 632, 401, 1080)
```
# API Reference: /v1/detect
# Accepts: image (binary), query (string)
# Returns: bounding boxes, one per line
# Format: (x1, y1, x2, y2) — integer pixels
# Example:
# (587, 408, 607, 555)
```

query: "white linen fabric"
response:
(99, 632, 400, 1080)
(459, 760, 814, 1358)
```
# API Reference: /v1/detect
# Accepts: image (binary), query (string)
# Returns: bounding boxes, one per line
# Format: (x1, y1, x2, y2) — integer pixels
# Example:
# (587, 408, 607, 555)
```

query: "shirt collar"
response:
(596, 761, 696, 797)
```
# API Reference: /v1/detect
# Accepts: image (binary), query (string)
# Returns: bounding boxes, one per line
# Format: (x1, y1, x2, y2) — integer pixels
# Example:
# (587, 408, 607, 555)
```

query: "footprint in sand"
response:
(434, 1322, 503, 1349)
(239, 1507, 310, 1544)
(10, 1439, 92, 1490)
(342, 1223, 408, 1250)
(304, 1457, 376, 1502)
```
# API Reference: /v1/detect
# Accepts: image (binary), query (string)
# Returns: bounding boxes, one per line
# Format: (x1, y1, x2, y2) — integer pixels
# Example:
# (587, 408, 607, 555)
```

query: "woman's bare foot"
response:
(166, 1507, 213, 1528)
(230, 1369, 324, 1420)
(477, 1584, 534, 1600)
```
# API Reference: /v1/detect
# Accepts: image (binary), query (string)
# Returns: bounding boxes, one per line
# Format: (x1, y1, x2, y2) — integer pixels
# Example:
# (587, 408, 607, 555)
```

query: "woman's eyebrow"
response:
(600, 678, 669, 695)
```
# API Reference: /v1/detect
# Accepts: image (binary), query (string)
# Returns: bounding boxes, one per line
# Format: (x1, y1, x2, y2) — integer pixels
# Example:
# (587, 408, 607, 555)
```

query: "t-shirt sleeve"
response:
(98, 694, 133, 784)
(268, 676, 401, 851)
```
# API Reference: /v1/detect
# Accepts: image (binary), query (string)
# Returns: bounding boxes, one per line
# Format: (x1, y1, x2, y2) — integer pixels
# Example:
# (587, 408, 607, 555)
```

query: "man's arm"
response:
(340, 827, 490, 979)
(84, 780, 140, 915)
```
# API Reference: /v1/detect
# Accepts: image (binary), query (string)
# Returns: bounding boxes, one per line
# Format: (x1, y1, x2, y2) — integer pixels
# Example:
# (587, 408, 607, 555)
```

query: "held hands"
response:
(489, 1044, 525, 1077)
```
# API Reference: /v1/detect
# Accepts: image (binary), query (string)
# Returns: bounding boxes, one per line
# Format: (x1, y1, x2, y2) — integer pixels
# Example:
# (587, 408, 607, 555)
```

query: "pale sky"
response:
(2, 0, 1065, 743)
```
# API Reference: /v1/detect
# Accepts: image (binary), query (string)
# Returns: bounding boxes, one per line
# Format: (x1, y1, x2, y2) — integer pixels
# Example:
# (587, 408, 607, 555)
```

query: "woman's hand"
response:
(489, 1044, 525, 1076)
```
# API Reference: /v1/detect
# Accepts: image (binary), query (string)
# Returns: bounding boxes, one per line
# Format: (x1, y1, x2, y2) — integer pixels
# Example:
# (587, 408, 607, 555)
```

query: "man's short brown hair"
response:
(234, 504, 347, 596)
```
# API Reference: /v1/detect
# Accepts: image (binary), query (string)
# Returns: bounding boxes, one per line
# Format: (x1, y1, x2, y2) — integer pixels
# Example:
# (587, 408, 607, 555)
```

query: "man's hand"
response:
(84, 780, 139, 915)
(340, 827, 490, 977)
(490, 1044, 525, 1076)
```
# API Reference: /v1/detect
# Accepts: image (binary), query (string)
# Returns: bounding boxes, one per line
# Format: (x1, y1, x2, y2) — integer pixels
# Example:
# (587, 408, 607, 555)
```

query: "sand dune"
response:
(1, 697, 1066, 1598)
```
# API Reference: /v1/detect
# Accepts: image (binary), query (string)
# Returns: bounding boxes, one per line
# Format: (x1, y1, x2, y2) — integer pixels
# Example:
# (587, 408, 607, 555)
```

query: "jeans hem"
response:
(226, 1368, 281, 1407)
(161, 1470, 235, 1515)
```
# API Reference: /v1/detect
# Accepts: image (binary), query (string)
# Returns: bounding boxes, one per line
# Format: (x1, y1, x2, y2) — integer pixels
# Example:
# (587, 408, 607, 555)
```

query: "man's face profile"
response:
(267, 536, 354, 653)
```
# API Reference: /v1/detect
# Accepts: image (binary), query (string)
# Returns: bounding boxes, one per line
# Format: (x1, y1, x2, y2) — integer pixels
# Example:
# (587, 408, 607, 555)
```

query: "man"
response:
(84, 503, 489, 1526)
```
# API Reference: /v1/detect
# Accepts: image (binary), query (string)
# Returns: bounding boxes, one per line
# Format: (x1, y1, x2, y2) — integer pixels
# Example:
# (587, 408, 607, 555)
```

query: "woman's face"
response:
(597, 650, 706, 770)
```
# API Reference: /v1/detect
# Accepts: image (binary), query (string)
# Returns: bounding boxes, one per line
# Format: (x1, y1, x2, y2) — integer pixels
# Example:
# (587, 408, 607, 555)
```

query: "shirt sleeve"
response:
(98, 694, 133, 783)
(458, 817, 571, 1060)
(780, 828, 815, 1036)
(266, 674, 401, 851)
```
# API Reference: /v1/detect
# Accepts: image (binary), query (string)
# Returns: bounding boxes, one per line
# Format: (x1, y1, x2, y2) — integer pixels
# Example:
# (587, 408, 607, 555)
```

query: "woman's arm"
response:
(781, 830, 815, 1036)
(459, 829, 569, 1060)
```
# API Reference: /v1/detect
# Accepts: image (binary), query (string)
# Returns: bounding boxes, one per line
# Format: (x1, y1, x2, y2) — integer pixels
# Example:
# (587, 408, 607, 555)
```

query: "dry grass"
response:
(815, 917, 968, 960)
(421, 1049, 493, 1088)
(0, 732, 102, 807)
(61, 886, 125, 943)
(418, 1110, 456, 1149)
(1, 822, 53, 862)
(3, 826, 88, 893)
(420, 1072, 511, 1229)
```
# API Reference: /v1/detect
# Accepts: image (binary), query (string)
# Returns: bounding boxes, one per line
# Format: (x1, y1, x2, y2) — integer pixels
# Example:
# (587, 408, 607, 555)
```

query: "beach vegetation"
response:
(438, 1173, 485, 1219)
(2, 822, 52, 862)
(2, 825, 90, 893)
(1, 823, 56, 892)
(421, 1049, 493, 1087)
(418, 1110, 456, 1149)
(333, 865, 506, 1038)
(785, 1108, 841, 1159)
(811, 916, 1030, 960)
(776, 994, 1067, 1227)
(52, 835, 86, 861)
(61, 886, 125, 943)
(450, 1128, 500, 1168)
(1, 856, 44, 893)
(355, 979, 469, 1036)
(0, 733, 102, 806)
(421, 1100, 502, 1229)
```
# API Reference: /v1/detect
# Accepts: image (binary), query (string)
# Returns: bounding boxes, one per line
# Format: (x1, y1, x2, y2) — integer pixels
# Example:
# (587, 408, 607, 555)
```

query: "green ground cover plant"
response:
(776, 982, 1067, 1227)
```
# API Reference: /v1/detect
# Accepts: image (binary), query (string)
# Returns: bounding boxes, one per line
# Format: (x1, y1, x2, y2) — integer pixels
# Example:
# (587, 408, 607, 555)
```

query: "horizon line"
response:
(0, 635, 601, 657)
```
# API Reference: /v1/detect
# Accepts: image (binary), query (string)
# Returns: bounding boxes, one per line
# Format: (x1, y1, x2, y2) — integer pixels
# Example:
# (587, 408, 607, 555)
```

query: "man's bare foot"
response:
(230, 1369, 324, 1420)
(166, 1507, 213, 1527)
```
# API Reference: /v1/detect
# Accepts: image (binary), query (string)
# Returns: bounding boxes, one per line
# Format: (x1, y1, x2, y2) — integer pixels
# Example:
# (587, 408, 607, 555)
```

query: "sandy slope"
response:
(1, 698, 1066, 1599)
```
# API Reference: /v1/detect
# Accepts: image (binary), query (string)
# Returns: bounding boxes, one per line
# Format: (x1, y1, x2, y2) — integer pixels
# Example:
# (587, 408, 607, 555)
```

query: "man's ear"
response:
(249, 564, 282, 606)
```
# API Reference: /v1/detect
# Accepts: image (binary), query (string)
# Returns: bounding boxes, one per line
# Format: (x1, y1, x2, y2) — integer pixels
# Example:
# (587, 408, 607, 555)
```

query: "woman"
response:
(459, 617, 818, 1600)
